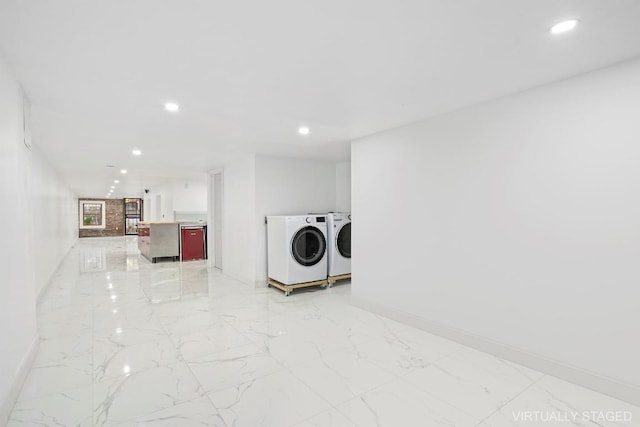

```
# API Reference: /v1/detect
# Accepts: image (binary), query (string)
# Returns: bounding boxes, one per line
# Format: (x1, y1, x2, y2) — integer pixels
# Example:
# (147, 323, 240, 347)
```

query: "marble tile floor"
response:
(8, 237, 639, 426)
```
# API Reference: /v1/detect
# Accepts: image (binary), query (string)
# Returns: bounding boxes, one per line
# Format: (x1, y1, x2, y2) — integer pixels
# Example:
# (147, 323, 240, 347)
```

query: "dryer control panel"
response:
(305, 216, 326, 223)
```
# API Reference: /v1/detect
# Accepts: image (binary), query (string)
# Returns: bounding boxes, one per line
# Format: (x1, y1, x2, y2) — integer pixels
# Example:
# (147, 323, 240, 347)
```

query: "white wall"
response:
(254, 156, 337, 284)
(146, 177, 207, 221)
(0, 53, 37, 426)
(219, 155, 348, 286)
(222, 156, 256, 284)
(32, 148, 78, 297)
(146, 183, 172, 221)
(335, 161, 351, 212)
(144, 196, 152, 221)
(352, 59, 640, 401)
(0, 54, 77, 424)
(171, 179, 207, 214)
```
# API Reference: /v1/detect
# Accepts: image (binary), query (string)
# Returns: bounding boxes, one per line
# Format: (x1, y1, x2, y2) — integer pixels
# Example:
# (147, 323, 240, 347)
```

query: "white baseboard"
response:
(36, 238, 78, 302)
(216, 268, 266, 289)
(221, 270, 257, 288)
(0, 335, 39, 426)
(351, 296, 640, 407)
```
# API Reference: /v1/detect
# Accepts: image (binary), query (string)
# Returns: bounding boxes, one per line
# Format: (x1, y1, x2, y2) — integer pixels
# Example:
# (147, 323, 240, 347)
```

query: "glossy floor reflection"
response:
(9, 237, 640, 426)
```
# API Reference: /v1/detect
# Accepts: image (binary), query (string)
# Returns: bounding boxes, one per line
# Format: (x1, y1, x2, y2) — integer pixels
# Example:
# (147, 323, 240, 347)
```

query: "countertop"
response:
(138, 222, 180, 225)
(138, 221, 206, 226)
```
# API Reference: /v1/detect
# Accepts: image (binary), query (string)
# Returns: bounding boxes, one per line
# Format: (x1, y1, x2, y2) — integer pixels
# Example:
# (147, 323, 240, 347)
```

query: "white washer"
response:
(327, 212, 351, 277)
(267, 215, 328, 285)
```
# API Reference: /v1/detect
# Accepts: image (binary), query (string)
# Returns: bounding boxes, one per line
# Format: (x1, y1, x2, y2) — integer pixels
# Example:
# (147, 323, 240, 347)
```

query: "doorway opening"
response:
(208, 170, 223, 270)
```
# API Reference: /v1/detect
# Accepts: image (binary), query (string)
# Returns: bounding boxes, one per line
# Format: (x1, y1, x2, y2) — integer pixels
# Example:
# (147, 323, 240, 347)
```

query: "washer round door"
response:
(336, 222, 351, 258)
(291, 226, 326, 267)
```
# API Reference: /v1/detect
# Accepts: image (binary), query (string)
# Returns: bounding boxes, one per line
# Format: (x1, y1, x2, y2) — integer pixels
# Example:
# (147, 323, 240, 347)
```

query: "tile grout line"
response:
(472, 375, 547, 427)
(20, 237, 624, 427)
(174, 297, 288, 427)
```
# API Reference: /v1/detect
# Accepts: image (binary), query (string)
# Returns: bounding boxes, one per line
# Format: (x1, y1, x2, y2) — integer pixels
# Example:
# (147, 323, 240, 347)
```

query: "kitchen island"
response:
(138, 222, 180, 263)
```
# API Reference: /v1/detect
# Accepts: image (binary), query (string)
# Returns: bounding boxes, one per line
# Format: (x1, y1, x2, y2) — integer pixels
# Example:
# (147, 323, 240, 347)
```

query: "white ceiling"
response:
(1, 0, 640, 198)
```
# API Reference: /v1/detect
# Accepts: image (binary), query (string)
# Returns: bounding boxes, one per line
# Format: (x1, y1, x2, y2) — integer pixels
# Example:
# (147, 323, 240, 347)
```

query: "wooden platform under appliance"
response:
(267, 278, 329, 296)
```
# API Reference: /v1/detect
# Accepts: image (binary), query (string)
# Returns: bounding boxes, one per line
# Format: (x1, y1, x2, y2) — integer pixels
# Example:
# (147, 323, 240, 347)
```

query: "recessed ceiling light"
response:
(164, 102, 179, 112)
(110, 186, 115, 189)
(121, 169, 127, 174)
(550, 19, 579, 34)
(114, 180, 119, 184)
(298, 126, 310, 135)
(132, 149, 142, 156)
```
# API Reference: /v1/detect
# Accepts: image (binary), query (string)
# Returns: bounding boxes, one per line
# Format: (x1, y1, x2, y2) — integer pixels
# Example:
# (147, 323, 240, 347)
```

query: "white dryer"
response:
(327, 212, 351, 277)
(267, 215, 328, 285)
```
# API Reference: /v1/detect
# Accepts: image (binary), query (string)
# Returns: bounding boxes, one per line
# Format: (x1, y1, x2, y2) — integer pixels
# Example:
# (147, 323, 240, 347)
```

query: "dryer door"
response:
(336, 222, 351, 258)
(291, 226, 326, 266)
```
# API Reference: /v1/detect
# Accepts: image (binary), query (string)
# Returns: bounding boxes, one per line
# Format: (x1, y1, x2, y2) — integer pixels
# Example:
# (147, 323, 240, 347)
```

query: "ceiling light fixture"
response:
(114, 180, 119, 184)
(132, 149, 142, 156)
(110, 186, 115, 189)
(298, 126, 310, 135)
(550, 19, 579, 34)
(164, 102, 179, 112)
(121, 169, 127, 174)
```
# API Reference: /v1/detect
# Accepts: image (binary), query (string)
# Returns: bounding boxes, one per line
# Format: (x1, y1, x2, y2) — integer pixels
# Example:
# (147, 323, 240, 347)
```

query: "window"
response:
(79, 200, 106, 229)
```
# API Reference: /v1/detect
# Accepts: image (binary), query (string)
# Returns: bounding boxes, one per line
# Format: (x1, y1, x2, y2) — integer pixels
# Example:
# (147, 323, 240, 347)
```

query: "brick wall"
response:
(78, 199, 125, 238)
